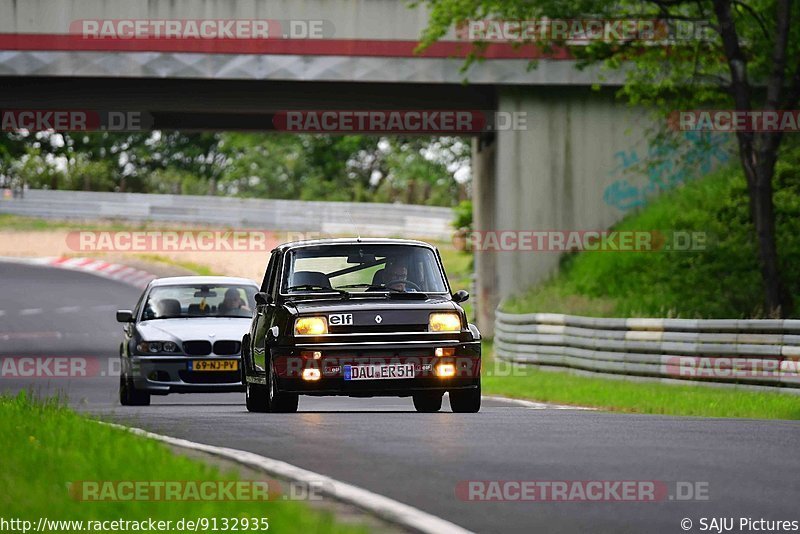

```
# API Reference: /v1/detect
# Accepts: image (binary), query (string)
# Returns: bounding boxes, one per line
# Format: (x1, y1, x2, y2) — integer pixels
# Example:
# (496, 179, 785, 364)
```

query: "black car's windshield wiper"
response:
(337, 283, 426, 297)
(336, 283, 403, 293)
(286, 284, 350, 297)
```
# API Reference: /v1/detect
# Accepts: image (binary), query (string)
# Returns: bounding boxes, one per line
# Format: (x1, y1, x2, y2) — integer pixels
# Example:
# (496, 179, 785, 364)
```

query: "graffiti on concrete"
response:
(603, 131, 732, 212)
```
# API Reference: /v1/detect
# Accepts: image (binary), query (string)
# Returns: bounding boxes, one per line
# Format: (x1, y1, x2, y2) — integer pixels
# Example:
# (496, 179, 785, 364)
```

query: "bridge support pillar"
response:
(472, 134, 498, 336)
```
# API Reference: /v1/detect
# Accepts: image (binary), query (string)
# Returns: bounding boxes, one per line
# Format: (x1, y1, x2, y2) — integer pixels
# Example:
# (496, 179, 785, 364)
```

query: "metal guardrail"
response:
(0, 189, 455, 239)
(495, 311, 800, 391)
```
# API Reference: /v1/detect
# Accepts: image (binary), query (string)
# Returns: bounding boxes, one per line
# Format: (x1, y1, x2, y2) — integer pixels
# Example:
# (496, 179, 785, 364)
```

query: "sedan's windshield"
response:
(142, 284, 257, 320)
(283, 244, 448, 295)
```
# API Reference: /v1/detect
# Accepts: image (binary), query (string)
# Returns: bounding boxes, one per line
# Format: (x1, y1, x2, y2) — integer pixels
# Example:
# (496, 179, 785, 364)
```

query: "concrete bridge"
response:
(0, 0, 727, 333)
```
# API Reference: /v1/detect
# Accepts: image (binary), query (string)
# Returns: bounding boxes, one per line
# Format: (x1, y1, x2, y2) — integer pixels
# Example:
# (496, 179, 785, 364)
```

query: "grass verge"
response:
(0, 391, 366, 533)
(481, 342, 800, 420)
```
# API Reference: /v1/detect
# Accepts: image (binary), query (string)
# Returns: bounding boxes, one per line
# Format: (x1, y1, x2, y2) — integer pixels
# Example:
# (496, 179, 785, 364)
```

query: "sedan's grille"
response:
(183, 340, 212, 356)
(213, 340, 241, 355)
(179, 370, 240, 384)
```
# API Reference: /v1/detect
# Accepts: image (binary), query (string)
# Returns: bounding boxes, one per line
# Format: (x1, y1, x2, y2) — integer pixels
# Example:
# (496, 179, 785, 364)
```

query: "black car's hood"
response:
(286, 295, 459, 331)
(287, 295, 457, 314)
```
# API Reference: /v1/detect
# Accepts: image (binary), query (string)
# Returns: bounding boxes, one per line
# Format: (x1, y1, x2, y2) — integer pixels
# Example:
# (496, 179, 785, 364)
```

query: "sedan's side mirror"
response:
(452, 290, 469, 303)
(254, 292, 272, 306)
(116, 310, 133, 323)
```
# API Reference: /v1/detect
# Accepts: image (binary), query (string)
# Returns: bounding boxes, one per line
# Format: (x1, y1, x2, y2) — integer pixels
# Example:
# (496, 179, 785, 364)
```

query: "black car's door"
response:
(252, 250, 280, 374)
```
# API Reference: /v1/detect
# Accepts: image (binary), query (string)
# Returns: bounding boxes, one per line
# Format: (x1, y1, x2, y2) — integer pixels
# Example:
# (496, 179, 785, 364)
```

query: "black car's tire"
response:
(271, 391, 299, 413)
(413, 392, 443, 412)
(119, 375, 151, 406)
(245, 382, 268, 412)
(267, 362, 298, 413)
(449, 384, 481, 413)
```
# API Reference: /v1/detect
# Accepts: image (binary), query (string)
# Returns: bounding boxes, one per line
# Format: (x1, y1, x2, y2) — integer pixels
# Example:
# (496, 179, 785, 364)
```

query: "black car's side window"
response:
(261, 251, 281, 298)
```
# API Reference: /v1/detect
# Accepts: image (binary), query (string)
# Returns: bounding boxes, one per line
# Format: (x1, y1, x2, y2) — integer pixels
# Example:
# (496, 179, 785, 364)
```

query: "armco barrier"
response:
(495, 311, 800, 391)
(0, 189, 454, 239)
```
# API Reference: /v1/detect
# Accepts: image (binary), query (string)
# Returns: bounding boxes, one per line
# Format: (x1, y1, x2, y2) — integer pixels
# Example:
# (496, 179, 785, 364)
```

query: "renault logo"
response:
(374, 314, 383, 324)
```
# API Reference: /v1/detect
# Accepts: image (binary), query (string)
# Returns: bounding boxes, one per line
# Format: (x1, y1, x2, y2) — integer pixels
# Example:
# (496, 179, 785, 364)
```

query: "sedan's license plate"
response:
(189, 360, 238, 371)
(344, 363, 414, 380)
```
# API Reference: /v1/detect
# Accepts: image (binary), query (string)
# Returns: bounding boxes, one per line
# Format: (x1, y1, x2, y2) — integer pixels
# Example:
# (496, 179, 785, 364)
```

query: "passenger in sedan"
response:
(218, 287, 252, 316)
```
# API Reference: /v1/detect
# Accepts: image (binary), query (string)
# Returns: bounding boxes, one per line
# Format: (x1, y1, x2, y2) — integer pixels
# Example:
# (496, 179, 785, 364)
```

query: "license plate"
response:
(189, 360, 238, 371)
(344, 363, 414, 380)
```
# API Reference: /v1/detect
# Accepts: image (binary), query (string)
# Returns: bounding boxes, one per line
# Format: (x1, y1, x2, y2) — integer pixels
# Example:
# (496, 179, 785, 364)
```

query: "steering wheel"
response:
(385, 279, 422, 291)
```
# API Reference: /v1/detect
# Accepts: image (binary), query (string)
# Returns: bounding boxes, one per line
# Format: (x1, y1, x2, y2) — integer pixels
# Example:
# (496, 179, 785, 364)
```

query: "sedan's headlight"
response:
(136, 341, 180, 354)
(429, 312, 462, 332)
(294, 316, 328, 336)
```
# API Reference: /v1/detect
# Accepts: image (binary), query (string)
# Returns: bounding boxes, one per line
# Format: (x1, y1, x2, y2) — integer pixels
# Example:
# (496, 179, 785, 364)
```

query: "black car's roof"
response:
(274, 238, 438, 253)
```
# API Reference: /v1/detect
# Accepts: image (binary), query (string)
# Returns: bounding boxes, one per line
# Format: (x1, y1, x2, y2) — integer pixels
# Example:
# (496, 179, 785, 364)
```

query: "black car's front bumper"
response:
(266, 338, 481, 396)
(126, 355, 244, 394)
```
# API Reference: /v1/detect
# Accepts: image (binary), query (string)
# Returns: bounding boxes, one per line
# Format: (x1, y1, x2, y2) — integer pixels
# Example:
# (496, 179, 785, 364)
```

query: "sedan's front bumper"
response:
(126, 355, 244, 394)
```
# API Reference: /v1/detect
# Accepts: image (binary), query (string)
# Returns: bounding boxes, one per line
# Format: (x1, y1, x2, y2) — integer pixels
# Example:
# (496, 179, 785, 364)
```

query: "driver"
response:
(383, 258, 410, 292)
(218, 287, 252, 315)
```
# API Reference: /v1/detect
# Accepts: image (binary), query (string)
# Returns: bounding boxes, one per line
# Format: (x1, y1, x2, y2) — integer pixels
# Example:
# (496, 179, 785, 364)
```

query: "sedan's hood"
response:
(137, 317, 251, 342)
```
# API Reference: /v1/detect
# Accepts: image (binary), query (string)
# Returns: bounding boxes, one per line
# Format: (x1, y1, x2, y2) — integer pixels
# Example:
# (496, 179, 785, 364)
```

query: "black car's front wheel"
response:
(119, 374, 150, 406)
(413, 392, 443, 412)
(245, 381, 268, 412)
(449, 384, 481, 413)
(268, 366, 298, 413)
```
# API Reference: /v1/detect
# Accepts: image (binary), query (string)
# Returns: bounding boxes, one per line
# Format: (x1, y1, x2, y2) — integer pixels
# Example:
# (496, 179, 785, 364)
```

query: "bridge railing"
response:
(495, 311, 800, 391)
(0, 189, 454, 240)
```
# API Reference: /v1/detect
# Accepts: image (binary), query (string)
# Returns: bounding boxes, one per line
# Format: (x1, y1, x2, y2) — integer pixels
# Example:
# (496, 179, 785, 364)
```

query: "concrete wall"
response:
(485, 87, 652, 315)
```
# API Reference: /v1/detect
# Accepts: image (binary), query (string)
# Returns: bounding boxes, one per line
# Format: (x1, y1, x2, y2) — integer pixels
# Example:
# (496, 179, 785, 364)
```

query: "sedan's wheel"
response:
(413, 392, 443, 412)
(245, 382, 268, 413)
(449, 384, 481, 413)
(119, 375, 151, 406)
(268, 363, 298, 413)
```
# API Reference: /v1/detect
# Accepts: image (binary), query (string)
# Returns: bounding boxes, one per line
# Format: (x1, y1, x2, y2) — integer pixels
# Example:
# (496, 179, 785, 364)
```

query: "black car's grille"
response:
(179, 370, 240, 384)
(328, 324, 428, 334)
(183, 340, 212, 356)
(213, 340, 241, 355)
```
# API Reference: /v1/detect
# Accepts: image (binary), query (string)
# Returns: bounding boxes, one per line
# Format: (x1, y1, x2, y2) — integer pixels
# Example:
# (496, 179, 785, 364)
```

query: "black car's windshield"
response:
(283, 244, 448, 295)
(142, 284, 257, 320)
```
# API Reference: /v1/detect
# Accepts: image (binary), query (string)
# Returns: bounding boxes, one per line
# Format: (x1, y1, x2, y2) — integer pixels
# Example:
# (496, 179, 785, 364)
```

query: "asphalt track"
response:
(1, 261, 799, 533)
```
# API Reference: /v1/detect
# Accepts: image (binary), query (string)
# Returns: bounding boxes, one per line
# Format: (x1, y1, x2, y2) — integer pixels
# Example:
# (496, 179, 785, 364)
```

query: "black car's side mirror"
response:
(116, 310, 133, 323)
(254, 292, 273, 306)
(452, 290, 469, 303)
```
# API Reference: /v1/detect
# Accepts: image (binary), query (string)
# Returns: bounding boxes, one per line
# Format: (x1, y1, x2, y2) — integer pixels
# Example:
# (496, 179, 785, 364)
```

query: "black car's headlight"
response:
(294, 316, 328, 336)
(136, 341, 180, 354)
(428, 312, 462, 332)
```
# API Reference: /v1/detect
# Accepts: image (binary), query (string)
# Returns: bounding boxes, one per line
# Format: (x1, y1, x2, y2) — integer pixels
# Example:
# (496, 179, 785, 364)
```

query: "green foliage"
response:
(452, 199, 473, 230)
(504, 145, 800, 318)
(1, 130, 469, 206)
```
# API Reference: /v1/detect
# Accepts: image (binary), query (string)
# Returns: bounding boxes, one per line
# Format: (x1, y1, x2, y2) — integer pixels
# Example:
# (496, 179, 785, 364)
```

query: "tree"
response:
(419, 0, 800, 317)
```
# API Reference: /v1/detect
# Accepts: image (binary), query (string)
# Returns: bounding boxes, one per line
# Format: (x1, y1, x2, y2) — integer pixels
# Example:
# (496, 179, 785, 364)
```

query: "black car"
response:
(242, 238, 481, 413)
